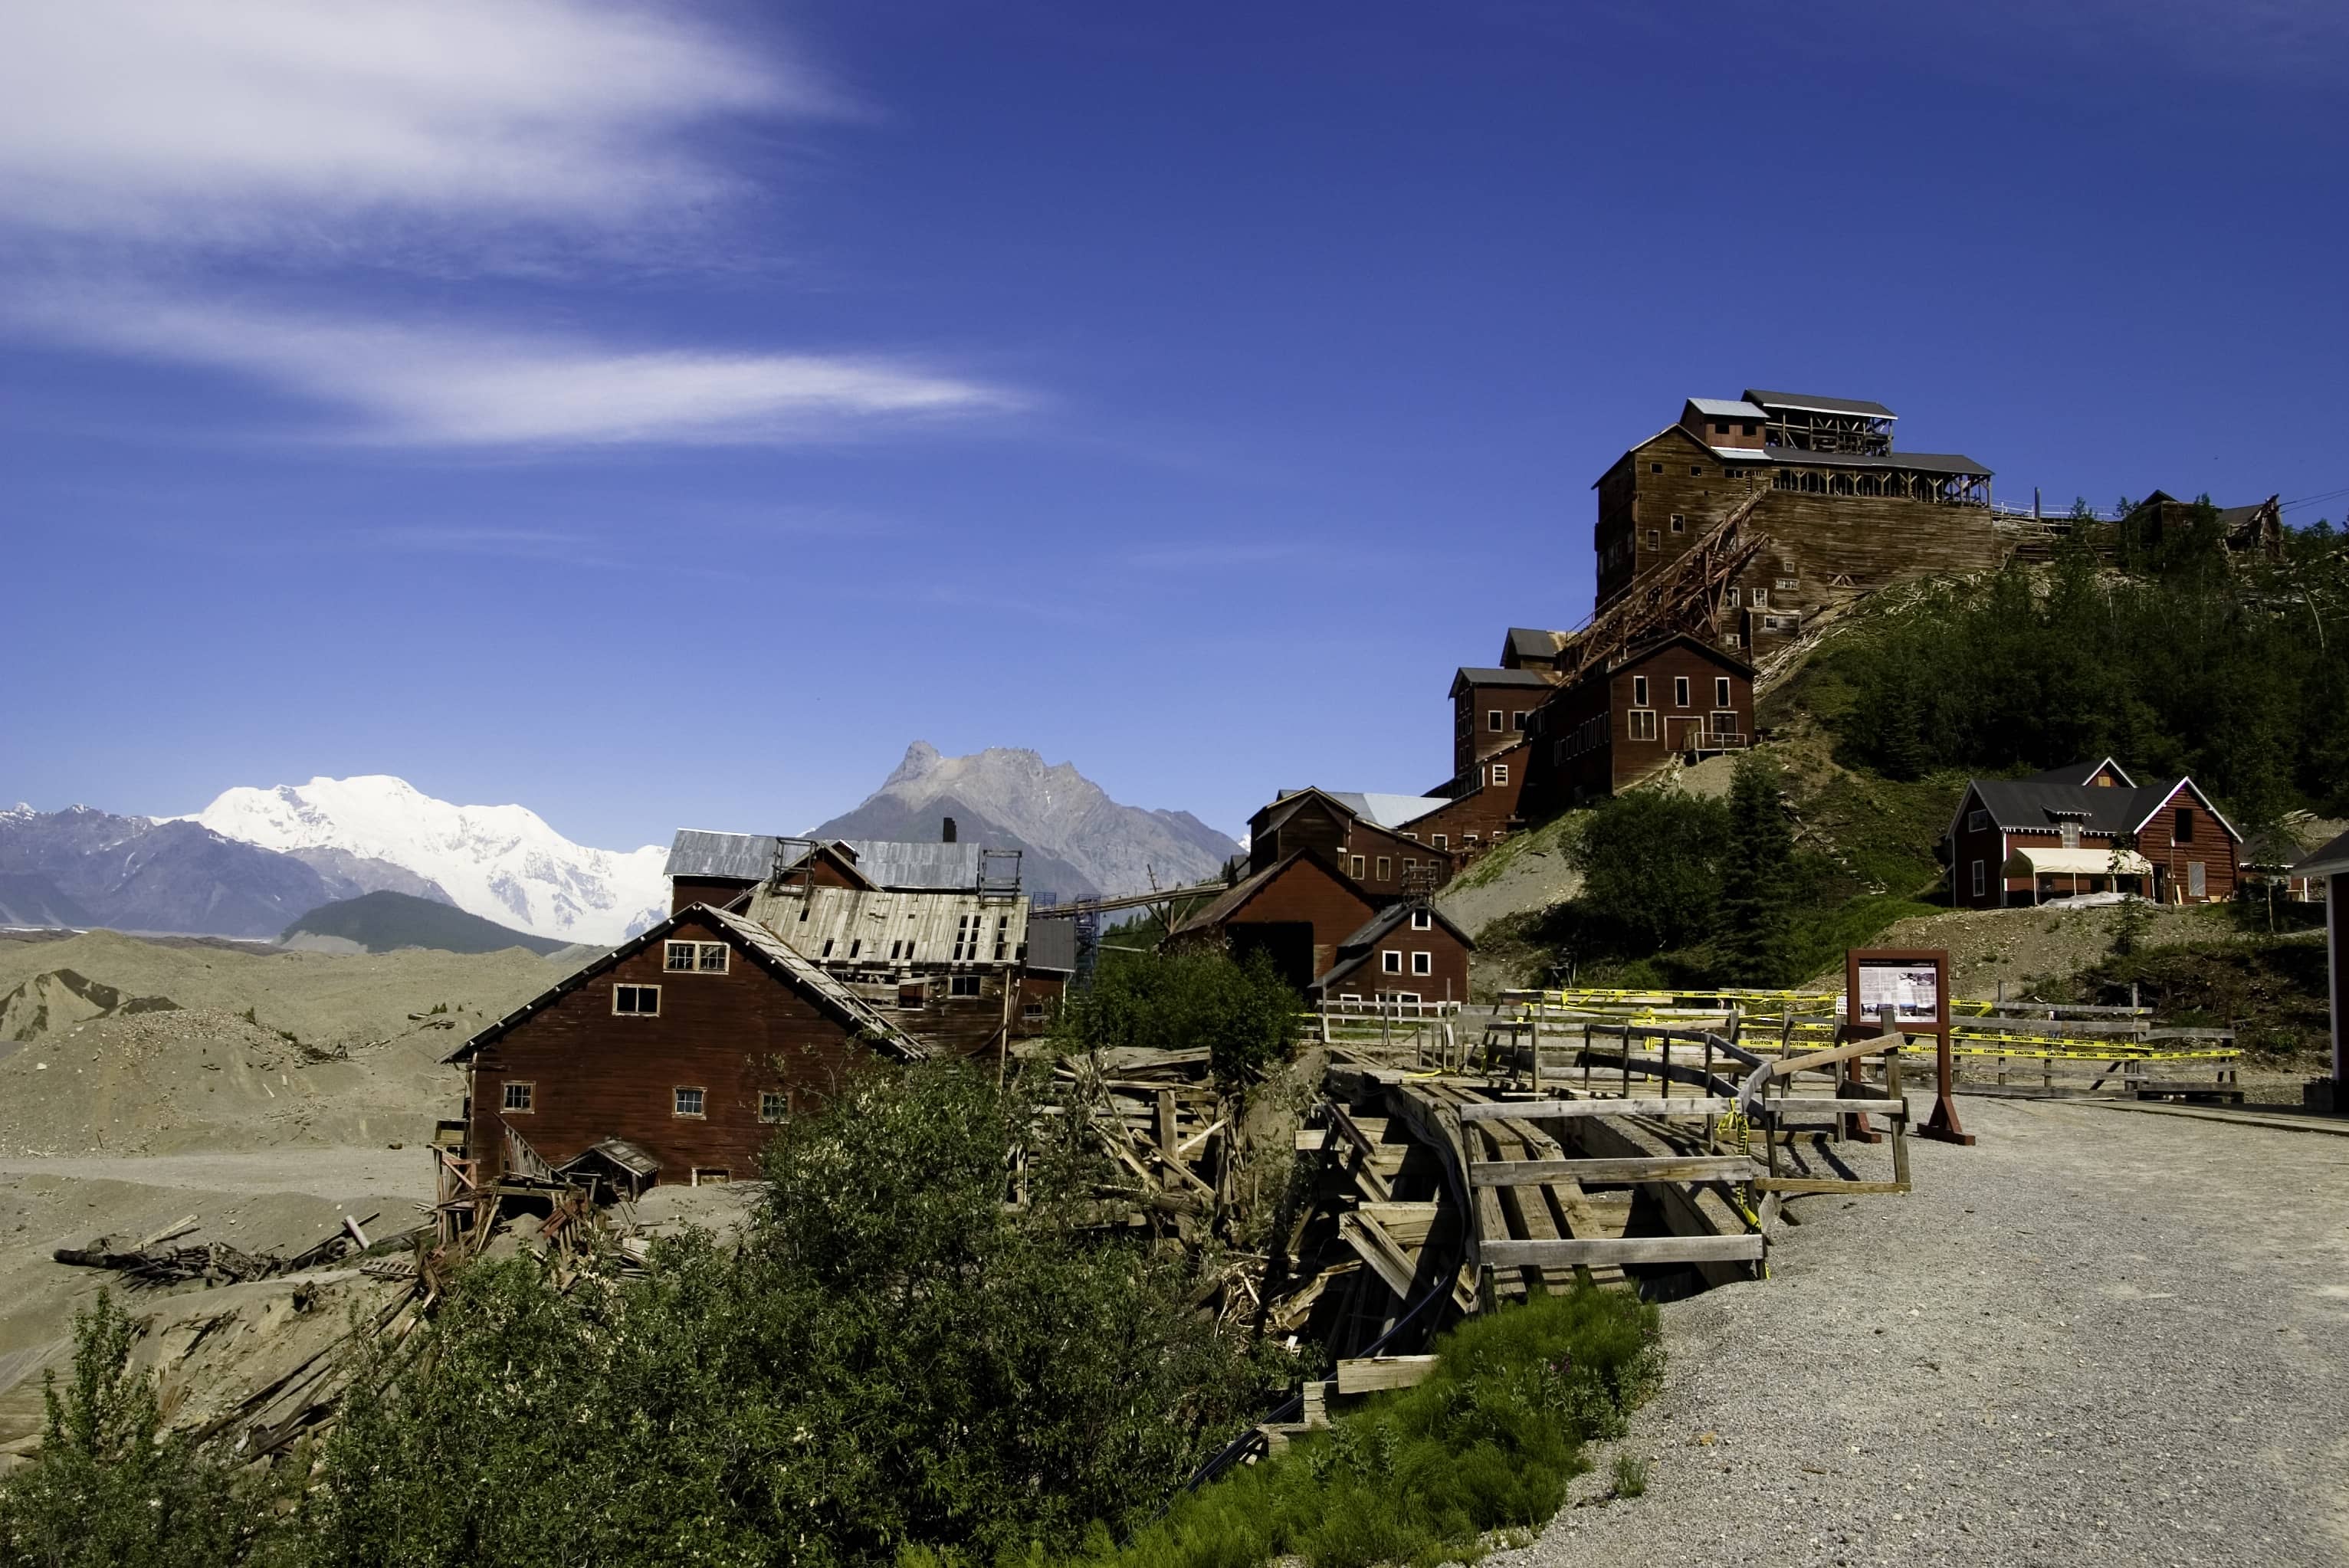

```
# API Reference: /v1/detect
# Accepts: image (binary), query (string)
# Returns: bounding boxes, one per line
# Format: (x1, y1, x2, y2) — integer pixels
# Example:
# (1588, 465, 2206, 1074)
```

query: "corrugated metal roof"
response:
(1687, 397, 1767, 420)
(1454, 666, 1557, 687)
(1742, 389, 1897, 419)
(664, 830, 996, 891)
(1025, 915, 1078, 976)
(1504, 627, 1573, 661)
(665, 828, 779, 881)
(746, 884, 1029, 971)
(1328, 792, 1451, 829)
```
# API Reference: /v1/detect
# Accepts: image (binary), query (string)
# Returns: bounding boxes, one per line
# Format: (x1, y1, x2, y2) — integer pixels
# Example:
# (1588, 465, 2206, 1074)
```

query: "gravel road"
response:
(1495, 1096, 2349, 1567)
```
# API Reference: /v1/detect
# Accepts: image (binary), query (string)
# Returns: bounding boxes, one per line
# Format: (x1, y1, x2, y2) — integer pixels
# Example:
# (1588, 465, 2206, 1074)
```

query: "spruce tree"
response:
(1719, 753, 1796, 986)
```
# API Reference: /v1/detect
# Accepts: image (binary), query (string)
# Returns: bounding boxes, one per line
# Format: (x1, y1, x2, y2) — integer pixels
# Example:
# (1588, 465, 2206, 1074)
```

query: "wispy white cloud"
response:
(10, 290, 1019, 448)
(0, 0, 836, 253)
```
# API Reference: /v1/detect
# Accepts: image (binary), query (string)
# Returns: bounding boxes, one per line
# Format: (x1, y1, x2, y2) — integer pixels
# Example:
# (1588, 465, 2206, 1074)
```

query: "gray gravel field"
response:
(1494, 1096, 2349, 1568)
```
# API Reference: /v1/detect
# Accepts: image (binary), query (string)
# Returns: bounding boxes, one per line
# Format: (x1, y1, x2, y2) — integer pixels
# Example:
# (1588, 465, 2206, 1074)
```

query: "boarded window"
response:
(613, 984, 660, 1016)
(673, 1087, 706, 1117)
(1376, 857, 1392, 881)
(503, 1081, 534, 1113)
(1432, 834, 1448, 851)
(2187, 861, 2206, 897)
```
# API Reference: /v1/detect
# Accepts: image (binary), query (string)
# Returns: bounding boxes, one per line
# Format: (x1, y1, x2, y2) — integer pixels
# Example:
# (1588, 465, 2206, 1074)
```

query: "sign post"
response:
(1845, 947, 1972, 1146)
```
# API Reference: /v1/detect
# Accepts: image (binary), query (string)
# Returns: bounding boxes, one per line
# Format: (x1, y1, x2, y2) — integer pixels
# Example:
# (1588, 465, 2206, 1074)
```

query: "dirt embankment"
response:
(1816, 902, 2291, 998)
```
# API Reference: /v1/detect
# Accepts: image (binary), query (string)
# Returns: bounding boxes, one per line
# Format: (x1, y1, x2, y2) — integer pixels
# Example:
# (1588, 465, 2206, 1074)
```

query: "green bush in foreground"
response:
(1072, 1284, 1660, 1568)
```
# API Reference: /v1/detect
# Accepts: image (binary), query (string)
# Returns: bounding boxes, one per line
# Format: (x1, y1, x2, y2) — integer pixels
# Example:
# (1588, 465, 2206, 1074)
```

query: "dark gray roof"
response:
(2291, 828, 2349, 880)
(1454, 666, 1556, 688)
(664, 829, 989, 891)
(665, 828, 779, 881)
(1024, 915, 1078, 976)
(1757, 449, 1992, 477)
(1967, 776, 2239, 843)
(2017, 759, 2134, 788)
(1311, 901, 1474, 993)
(1504, 627, 1570, 660)
(1743, 389, 1896, 419)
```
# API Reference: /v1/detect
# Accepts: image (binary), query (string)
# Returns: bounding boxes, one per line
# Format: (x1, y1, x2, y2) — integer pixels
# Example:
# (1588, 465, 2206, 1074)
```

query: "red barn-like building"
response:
(1945, 759, 2241, 907)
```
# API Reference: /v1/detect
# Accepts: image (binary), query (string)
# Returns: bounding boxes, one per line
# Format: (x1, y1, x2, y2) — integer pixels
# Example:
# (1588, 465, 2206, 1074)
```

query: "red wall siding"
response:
(466, 910, 880, 1187)
(1320, 921, 1472, 1004)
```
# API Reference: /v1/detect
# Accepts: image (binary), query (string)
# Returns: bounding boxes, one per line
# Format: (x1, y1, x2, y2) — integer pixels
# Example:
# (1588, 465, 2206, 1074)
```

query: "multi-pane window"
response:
(1628, 710, 1658, 741)
(613, 984, 659, 1015)
(503, 1081, 534, 1113)
(673, 1087, 706, 1117)
(1968, 809, 1989, 832)
(949, 975, 983, 998)
(953, 914, 986, 961)
(759, 1091, 788, 1124)
(668, 940, 727, 973)
(1971, 861, 1986, 897)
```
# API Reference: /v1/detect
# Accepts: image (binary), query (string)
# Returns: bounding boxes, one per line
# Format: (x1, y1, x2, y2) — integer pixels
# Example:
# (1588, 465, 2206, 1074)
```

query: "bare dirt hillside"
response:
(1813, 902, 2272, 996)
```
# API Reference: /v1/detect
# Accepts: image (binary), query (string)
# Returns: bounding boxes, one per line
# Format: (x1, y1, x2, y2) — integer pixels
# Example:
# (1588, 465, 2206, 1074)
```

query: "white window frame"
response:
(697, 942, 727, 973)
(613, 983, 661, 1016)
(759, 1091, 788, 1124)
(1716, 677, 1732, 708)
(1350, 854, 1366, 877)
(1488, 709, 1504, 732)
(1632, 675, 1649, 706)
(1382, 950, 1402, 974)
(1432, 834, 1448, 851)
(1411, 951, 1432, 976)
(2187, 861, 2206, 897)
(1629, 709, 1658, 741)
(664, 940, 697, 973)
(1674, 676, 1691, 708)
(503, 1080, 535, 1114)
(673, 1086, 707, 1118)
(1491, 763, 1510, 785)
(1376, 856, 1392, 881)
(1775, 576, 1798, 590)
(1411, 909, 1432, 930)
(1971, 861, 1986, 898)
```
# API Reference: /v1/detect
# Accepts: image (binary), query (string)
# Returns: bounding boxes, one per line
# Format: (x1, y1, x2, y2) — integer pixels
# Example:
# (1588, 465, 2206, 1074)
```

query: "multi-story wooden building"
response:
(1590, 389, 2004, 659)
(1163, 851, 1381, 993)
(1450, 666, 1556, 779)
(1945, 759, 2242, 907)
(1246, 788, 1464, 896)
(1517, 635, 1755, 815)
(1311, 900, 1475, 1005)
(448, 904, 927, 1190)
(664, 830, 1010, 912)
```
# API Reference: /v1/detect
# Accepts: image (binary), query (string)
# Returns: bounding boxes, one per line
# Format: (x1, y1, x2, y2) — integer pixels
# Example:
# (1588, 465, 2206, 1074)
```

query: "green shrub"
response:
(1058, 948, 1299, 1093)
(1567, 790, 1731, 956)
(1086, 1286, 1660, 1568)
(0, 1291, 265, 1567)
(1610, 1452, 1647, 1498)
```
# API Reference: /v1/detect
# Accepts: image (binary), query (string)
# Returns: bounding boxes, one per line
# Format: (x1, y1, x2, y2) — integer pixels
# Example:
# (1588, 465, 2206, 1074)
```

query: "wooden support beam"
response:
(1338, 1210, 1420, 1301)
(1481, 1234, 1764, 1269)
(1469, 1155, 1761, 1187)
(1336, 1354, 1442, 1395)
(1750, 1177, 1911, 1196)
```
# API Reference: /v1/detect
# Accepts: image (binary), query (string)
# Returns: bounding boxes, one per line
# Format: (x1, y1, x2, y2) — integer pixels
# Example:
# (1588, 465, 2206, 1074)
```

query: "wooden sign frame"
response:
(1845, 947, 1973, 1146)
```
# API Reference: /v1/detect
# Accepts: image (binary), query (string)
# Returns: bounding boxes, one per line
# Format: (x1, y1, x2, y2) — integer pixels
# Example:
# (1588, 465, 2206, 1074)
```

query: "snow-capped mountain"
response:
(184, 776, 665, 945)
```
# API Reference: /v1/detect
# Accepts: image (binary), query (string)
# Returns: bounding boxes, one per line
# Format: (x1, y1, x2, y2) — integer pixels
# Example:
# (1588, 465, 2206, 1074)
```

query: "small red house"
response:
(1311, 900, 1475, 1005)
(1163, 851, 1380, 994)
(1945, 759, 2242, 907)
(448, 904, 926, 1190)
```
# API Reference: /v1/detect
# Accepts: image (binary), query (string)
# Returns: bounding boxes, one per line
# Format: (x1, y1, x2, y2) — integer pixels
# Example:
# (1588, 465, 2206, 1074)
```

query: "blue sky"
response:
(5, 1, 2346, 848)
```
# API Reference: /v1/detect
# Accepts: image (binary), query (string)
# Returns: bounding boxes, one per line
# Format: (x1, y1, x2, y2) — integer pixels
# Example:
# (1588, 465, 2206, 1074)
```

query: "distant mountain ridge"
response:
(282, 891, 571, 957)
(184, 776, 665, 944)
(0, 805, 359, 938)
(808, 743, 1240, 900)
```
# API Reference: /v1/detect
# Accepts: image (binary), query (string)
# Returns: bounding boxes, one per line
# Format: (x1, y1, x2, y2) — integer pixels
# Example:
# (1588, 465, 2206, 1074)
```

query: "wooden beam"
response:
(1469, 1155, 1760, 1187)
(1457, 1096, 1731, 1121)
(1336, 1354, 1442, 1395)
(1481, 1235, 1764, 1269)
(1338, 1210, 1419, 1301)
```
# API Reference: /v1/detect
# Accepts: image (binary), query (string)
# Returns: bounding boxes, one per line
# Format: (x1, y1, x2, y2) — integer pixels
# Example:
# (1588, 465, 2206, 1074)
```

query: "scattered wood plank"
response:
(1469, 1155, 1760, 1187)
(1481, 1235, 1764, 1269)
(1336, 1354, 1440, 1395)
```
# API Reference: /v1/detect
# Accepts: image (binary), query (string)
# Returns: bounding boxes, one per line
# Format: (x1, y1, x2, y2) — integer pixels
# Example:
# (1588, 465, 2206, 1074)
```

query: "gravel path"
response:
(1494, 1096, 2349, 1567)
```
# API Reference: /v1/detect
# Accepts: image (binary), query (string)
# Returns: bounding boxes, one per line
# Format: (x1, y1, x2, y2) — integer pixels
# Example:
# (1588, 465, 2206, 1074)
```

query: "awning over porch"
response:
(2003, 847, 2152, 877)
